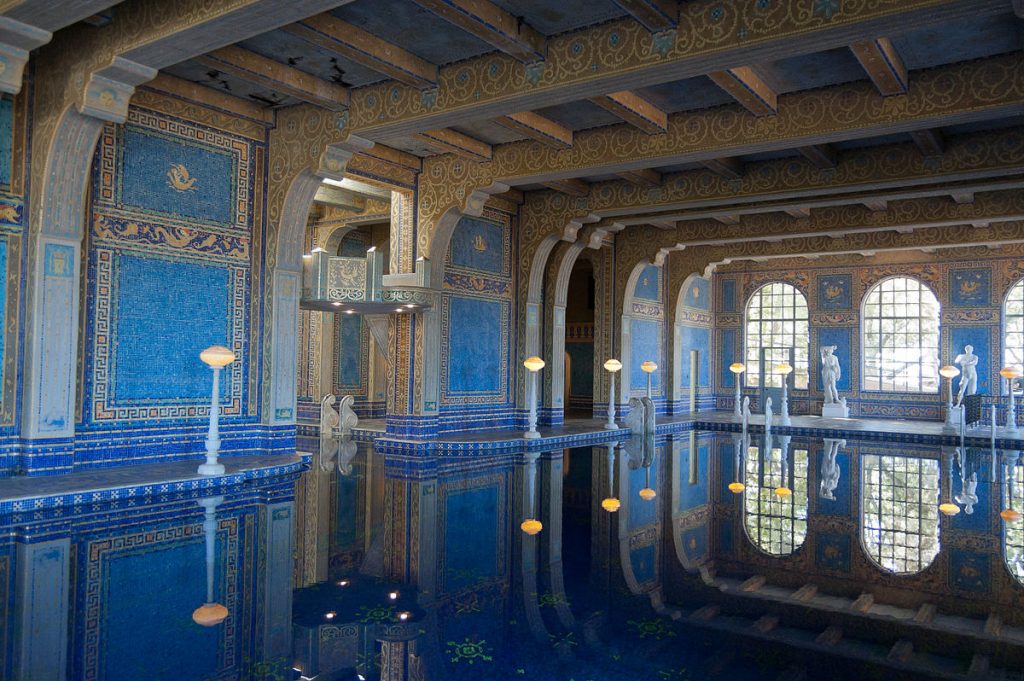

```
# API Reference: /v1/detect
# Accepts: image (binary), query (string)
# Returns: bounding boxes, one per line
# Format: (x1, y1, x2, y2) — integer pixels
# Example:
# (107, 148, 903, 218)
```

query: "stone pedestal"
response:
(822, 403, 849, 418)
(945, 405, 963, 429)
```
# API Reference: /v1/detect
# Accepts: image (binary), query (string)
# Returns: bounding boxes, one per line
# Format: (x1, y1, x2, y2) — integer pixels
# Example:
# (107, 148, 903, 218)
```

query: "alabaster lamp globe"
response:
(640, 361, 658, 374)
(774, 486, 792, 498)
(520, 518, 543, 535)
(775, 363, 793, 376)
(638, 487, 656, 501)
(938, 502, 961, 517)
(604, 359, 622, 373)
(729, 363, 746, 375)
(192, 602, 229, 627)
(1001, 367, 1023, 380)
(601, 497, 621, 512)
(728, 481, 746, 494)
(200, 345, 235, 368)
(939, 365, 961, 380)
(523, 356, 546, 372)
(1001, 508, 1022, 522)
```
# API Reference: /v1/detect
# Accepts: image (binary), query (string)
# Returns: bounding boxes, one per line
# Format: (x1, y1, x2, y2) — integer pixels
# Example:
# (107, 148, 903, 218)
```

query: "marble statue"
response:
(820, 438, 845, 501)
(764, 396, 773, 430)
(954, 344, 979, 407)
(820, 345, 849, 417)
(320, 394, 340, 437)
(741, 396, 751, 433)
(339, 395, 359, 437)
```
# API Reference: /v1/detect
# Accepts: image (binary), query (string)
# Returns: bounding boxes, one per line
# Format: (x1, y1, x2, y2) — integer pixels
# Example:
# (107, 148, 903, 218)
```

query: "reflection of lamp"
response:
(523, 356, 545, 440)
(939, 448, 961, 517)
(192, 496, 228, 627)
(1002, 451, 1022, 522)
(640, 360, 658, 400)
(728, 434, 746, 494)
(603, 359, 622, 430)
(1001, 367, 1022, 432)
(775, 363, 793, 426)
(639, 453, 656, 501)
(520, 452, 543, 535)
(774, 434, 793, 498)
(199, 346, 236, 476)
(729, 363, 746, 418)
(940, 365, 961, 428)
(601, 444, 620, 512)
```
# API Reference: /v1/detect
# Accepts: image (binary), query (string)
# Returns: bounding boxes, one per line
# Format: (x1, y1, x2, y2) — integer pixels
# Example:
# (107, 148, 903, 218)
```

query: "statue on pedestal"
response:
(820, 345, 849, 418)
(954, 345, 979, 407)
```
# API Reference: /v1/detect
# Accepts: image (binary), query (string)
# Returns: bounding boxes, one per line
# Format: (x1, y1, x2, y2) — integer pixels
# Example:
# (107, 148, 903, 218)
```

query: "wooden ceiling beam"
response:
(850, 37, 908, 96)
(610, 0, 679, 32)
(708, 66, 778, 116)
(590, 90, 667, 134)
(617, 167, 662, 188)
(411, 0, 546, 63)
(701, 157, 744, 181)
(284, 15, 438, 90)
(412, 128, 492, 161)
(195, 45, 349, 110)
(909, 129, 945, 157)
(798, 144, 838, 169)
(495, 111, 573, 149)
(543, 178, 590, 197)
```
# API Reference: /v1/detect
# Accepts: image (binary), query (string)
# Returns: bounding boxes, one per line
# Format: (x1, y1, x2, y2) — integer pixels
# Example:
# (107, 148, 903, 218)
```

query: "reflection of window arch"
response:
(1004, 279, 1024, 372)
(861, 455, 940, 574)
(861, 277, 940, 393)
(1005, 463, 1024, 585)
(744, 283, 809, 389)
(743, 442, 808, 555)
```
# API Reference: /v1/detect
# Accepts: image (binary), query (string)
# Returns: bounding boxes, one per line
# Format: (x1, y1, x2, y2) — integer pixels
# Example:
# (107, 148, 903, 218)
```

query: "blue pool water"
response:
(5, 430, 1023, 679)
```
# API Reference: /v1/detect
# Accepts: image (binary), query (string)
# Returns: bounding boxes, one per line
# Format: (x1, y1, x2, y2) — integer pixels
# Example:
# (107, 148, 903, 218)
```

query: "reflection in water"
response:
(1005, 452, 1024, 583)
(743, 434, 808, 556)
(861, 454, 940, 574)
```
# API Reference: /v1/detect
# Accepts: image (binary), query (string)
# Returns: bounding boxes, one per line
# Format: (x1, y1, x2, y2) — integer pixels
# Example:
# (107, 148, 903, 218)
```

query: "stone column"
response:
(13, 537, 71, 680)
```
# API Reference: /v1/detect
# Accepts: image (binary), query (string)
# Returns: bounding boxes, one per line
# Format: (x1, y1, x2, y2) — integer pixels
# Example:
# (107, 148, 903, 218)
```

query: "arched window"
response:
(744, 283, 809, 389)
(1004, 279, 1024, 372)
(744, 436, 808, 556)
(861, 277, 940, 393)
(861, 454, 940, 574)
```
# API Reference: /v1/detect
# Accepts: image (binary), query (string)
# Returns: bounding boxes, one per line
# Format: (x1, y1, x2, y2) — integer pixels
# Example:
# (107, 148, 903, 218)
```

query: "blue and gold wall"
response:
(674, 274, 714, 413)
(714, 250, 1024, 419)
(628, 264, 665, 409)
(440, 209, 517, 432)
(77, 94, 268, 467)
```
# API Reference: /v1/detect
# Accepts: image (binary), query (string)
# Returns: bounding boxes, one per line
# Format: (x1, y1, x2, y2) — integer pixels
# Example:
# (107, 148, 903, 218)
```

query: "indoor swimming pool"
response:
(6, 429, 1023, 680)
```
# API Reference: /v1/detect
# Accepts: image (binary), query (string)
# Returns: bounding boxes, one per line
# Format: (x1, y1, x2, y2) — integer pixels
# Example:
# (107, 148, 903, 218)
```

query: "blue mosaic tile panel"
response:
(112, 254, 232, 402)
(950, 267, 991, 307)
(442, 483, 502, 592)
(630, 542, 656, 583)
(721, 278, 737, 312)
(817, 327, 852, 392)
(817, 273, 852, 310)
(630, 318, 662, 391)
(949, 549, 990, 593)
(680, 325, 710, 389)
(950, 326, 992, 395)
(719, 329, 738, 388)
(337, 313, 365, 391)
(443, 295, 509, 400)
(634, 264, 661, 302)
(449, 215, 508, 274)
(815, 532, 851, 572)
(681, 275, 711, 311)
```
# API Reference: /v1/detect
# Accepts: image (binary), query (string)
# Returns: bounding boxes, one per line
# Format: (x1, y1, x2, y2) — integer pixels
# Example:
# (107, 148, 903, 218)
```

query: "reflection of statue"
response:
(764, 397, 773, 429)
(820, 346, 841, 404)
(741, 396, 751, 432)
(820, 438, 845, 501)
(956, 471, 979, 514)
(954, 345, 979, 407)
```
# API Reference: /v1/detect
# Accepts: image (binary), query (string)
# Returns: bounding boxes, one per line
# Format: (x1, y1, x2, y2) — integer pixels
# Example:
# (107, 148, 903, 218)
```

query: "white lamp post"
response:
(729, 362, 746, 418)
(199, 346, 236, 476)
(523, 356, 545, 439)
(775, 363, 793, 426)
(1001, 366, 1022, 432)
(939, 365, 961, 429)
(604, 359, 622, 430)
(640, 360, 658, 400)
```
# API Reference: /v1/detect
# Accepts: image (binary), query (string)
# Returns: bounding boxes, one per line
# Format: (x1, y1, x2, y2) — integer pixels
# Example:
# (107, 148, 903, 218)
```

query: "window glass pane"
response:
(861, 277, 940, 394)
(862, 454, 939, 574)
(1005, 280, 1024, 374)
(743, 283, 809, 388)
